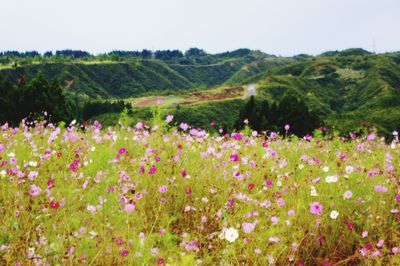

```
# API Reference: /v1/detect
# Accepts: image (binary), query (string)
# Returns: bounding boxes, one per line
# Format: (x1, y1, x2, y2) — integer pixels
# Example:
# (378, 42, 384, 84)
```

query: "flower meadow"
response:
(0, 117, 400, 266)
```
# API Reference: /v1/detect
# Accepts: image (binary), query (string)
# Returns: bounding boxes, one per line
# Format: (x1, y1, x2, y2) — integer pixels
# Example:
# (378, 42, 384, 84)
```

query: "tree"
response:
(185, 48, 207, 57)
(0, 78, 17, 123)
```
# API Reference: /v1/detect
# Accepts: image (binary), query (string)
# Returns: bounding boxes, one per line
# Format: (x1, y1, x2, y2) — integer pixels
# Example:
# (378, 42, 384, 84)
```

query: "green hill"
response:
(0, 48, 399, 134)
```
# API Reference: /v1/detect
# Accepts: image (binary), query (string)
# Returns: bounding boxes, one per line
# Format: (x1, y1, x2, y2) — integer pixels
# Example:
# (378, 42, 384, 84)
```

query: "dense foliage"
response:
(235, 95, 321, 136)
(0, 73, 72, 125)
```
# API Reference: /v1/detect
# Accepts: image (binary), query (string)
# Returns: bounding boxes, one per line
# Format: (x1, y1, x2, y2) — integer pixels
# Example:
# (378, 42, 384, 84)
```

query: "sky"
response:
(0, 0, 399, 56)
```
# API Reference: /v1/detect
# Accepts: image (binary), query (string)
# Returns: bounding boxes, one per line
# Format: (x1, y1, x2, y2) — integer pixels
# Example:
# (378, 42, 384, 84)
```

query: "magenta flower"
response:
(120, 249, 129, 257)
(49, 201, 60, 209)
(265, 180, 273, 187)
(229, 153, 239, 162)
(47, 178, 55, 189)
(181, 168, 187, 178)
(395, 195, 400, 203)
(149, 167, 157, 175)
(310, 202, 323, 215)
(232, 133, 243, 140)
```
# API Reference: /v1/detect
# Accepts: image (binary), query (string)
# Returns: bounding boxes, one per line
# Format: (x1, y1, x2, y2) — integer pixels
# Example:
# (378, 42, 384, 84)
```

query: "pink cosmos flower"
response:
(276, 198, 286, 206)
(158, 185, 168, 193)
(284, 124, 290, 131)
(165, 115, 174, 123)
(367, 133, 376, 141)
(150, 247, 159, 256)
(288, 209, 295, 217)
(374, 185, 388, 193)
(242, 222, 256, 233)
(179, 123, 189, 131)
(271, 216, 279, 225)
(124, 204, 135, 214)
(376, 240, 384, 247)
(268, 237, 280, 243)
(343, 190, 353, 199)
(29, 185, 41, 196)
(392, 247, 400, 254)
(310, 202, 323, 215)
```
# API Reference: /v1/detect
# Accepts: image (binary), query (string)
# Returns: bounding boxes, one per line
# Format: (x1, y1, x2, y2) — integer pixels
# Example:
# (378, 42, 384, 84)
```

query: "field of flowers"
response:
(0, 117, 399, 265)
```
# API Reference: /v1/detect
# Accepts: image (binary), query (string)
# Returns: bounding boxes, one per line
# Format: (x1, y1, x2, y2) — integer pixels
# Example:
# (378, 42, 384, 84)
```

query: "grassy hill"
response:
(0, 50, 272, 98)
(0, 48, 399, 134)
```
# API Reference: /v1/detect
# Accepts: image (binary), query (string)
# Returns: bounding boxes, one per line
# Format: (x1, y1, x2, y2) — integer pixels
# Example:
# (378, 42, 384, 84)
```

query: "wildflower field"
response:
(0, 118, 399, 265)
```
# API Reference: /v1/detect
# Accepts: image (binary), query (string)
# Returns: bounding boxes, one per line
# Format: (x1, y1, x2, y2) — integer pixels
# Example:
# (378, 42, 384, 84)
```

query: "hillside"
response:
(0, 50, 272, 98)
(228, 50, 400, 134)
(0, 48, 399, 134)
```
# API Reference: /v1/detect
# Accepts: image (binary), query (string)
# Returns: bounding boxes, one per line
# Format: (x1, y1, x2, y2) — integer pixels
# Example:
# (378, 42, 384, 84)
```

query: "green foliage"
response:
(0, 73, 72, 125)
(173, 99, 245, 132)
(236, 95, 321, 136)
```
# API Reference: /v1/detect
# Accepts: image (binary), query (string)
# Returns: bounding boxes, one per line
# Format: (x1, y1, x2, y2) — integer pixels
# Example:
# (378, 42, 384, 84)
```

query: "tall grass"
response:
(0, 119, 399, 265)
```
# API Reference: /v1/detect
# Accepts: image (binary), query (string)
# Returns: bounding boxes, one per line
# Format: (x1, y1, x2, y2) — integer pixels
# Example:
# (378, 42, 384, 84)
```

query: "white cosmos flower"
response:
(224, 228, 239, 243)
(323, 166, 329, 172)
(330, 210, 339, 219)
(0, 170, 6, 177)
(310, 186, 318, 197)
(325, 175, 338, 183)
(28, 161, 37, 167)
(345, 166, 354, 174)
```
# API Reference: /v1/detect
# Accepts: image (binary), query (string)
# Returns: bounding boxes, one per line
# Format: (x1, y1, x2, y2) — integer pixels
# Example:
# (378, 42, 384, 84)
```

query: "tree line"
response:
(0, 73, 134, 126)
(235, 95, 321, 136)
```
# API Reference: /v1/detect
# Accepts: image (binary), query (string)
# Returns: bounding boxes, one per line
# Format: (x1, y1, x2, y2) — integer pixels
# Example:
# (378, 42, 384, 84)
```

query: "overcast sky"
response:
(0, 0, 399, 56)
